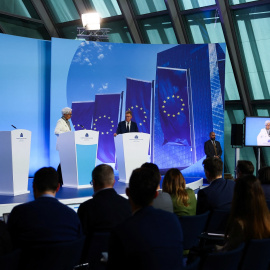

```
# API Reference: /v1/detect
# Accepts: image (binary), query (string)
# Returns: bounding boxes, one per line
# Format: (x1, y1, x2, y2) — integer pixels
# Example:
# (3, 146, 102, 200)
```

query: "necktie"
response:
(213, 141, 217, 156)
(127, 122, 130, 132)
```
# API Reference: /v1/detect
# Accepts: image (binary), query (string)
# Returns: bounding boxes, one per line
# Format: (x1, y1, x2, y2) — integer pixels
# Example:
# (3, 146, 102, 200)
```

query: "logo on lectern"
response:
(134, 135, 138, 139)
(20, 133, 23, 137)
(85, 133, 89, 137)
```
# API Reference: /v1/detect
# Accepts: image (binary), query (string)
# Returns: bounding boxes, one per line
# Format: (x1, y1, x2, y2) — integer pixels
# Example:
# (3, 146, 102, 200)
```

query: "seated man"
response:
(107, 168, 184, 270)
(141, 162, 173, 213)
(78, 164, 131, 237)
(197, 158, 235, 215)
(7, 167, 82, 248)
(235, 160, 254, 178)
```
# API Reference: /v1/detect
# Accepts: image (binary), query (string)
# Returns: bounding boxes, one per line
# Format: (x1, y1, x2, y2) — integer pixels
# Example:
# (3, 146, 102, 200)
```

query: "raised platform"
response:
(0, 176, 203, 217)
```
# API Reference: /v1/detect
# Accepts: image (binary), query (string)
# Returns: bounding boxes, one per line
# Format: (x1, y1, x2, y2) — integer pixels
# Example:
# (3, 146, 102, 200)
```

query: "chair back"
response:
(201, 243, 244, 270)
(206, 209, 230, 234)
(179, 211, 210, 250)
(240, 238, 270, 270)
(0, 249, 21, 270)
(20, 236, 85, 270)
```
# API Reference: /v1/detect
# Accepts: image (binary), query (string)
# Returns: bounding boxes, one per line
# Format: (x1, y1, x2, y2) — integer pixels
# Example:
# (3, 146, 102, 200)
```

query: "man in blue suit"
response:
(7, 167, 83, 249)
(107, 167, 184, 270)
(204, 132, 222, 158)
(196, 158, 235, 214)
(114, 110, 138, 136)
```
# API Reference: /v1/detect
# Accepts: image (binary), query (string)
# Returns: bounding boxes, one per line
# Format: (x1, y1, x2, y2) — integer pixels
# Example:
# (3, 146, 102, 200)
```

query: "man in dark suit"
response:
(114, 110, 138, 136)
(77, 164, 131, 239)
(197, 158, 235, 215)
(107, 167, 184, 270)
(204, 131, 222, 158)
(7, 167, 82, 249)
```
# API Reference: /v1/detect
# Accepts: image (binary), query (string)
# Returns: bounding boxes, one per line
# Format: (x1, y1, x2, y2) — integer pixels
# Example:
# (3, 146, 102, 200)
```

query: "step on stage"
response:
(0, 177, 203, 217)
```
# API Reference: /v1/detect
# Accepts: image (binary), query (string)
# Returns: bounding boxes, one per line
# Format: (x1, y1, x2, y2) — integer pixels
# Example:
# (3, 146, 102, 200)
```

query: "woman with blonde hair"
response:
(162, 168, 196, 216)
(224, 175, 270, 250)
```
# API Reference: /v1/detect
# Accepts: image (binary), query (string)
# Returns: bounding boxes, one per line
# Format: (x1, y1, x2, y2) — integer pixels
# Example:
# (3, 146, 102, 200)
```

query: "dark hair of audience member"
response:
(33, 167, 59, 192)
(226, 175, 270, 241)
(202, 157, 223, 179)
(141, 163, 160, 179)
(162, 168, 189, 207)
(258, 166, 270, 185)
(129, 168, 159, 207)
(92, 164, 114, 187)
(236, 160, 254, 175)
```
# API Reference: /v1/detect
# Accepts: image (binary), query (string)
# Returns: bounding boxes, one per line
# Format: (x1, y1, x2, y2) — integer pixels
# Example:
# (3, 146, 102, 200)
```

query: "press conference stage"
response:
(0, 176, 203, 217)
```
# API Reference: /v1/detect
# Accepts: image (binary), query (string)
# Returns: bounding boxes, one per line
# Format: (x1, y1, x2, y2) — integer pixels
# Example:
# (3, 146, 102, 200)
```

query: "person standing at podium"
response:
(114, 110, 138, 136)
(54, 107, 72, 185)
(54, 107, 72, 137)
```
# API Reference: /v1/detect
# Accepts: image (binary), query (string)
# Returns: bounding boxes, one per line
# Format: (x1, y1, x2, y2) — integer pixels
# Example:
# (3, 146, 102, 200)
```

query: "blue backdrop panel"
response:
(76, 144, 97, 185)
(0, 34, 51, 176)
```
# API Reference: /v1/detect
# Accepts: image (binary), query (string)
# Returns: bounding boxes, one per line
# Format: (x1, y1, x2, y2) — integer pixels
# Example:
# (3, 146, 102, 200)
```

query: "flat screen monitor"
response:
(245, 116, 270, 147)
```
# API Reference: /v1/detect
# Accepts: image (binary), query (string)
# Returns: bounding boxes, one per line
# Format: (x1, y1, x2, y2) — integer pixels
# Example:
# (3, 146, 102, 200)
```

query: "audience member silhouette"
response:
(235, 160, 254, 178)
(107, 167, 184, 270)
(7, 167, 82, 249)
(0, 220, 12, 256)
(162, 168, 196, 216)
(258, 166, 270, 201)
(197, 158, 235, 214)
(141, 162, 173, 213)
(224, 175, 270, 250)
(77, 164, 131, 239)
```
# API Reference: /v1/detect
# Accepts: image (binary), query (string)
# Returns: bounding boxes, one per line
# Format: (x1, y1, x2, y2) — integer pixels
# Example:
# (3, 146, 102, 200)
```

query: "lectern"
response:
(58, 130, 99, 188)
(115, 132, 150, 183)
(0, 129, 31, 196)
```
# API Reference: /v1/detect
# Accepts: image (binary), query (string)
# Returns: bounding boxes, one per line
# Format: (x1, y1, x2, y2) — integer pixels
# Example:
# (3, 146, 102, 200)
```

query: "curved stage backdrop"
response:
(0, 34, 225, 177)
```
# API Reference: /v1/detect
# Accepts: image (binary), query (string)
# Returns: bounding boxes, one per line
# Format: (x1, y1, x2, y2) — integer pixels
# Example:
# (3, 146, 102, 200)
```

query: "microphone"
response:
(79, 124, 85, 129)
(11, 125, 17, 129)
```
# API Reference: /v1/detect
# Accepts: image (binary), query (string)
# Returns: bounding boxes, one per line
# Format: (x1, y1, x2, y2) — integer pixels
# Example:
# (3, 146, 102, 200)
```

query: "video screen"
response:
(245, 117, 270, 147)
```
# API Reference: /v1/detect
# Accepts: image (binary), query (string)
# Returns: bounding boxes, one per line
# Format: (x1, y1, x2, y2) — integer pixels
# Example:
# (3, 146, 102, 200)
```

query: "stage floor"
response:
(0, 176, 204, 217)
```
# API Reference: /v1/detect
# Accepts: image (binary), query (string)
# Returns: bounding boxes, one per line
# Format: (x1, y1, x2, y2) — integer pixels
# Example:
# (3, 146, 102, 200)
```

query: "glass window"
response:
(177, 0, 216, 11)
(43, 0, 80, 23)
(138, 15, 178, 44)
(230, 0, 261, 5)
(58, 22, 82, 40)
(0, 15, 50, 40)
(224, 107, 256, 175)
(102, 20, 132, 43)
(84, 0, 121, 18)
(0, 0, 40, 19)
(130, 0, 166, 15)
(233, 4, 270, 100)
(184, 11, 240, 100)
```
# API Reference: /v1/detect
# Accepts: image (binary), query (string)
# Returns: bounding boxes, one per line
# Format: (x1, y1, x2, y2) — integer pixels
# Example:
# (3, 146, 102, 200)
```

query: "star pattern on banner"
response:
(128, 105, 148, 127)
(161, 95, 185, 118)
(93, 115, 114, 135)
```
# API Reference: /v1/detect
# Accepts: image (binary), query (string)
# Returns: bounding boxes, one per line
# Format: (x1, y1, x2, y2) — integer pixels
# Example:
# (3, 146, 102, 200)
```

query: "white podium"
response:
(115, 132, 150, 183)
(0, 129, 31, 196)
(58, 130, 99, 188)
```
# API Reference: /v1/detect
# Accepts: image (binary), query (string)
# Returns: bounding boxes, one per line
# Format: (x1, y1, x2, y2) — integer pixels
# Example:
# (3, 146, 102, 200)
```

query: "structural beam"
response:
(117, 0, 143, 43)
(30, 0, 59, 38)
(165, 0, 189, 44)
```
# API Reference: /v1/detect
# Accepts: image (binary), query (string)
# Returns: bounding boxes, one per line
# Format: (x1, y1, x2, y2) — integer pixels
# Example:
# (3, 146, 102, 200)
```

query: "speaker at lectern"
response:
(0, 129, 31, 196)
(114, 132, 150, 183)
(58, 130, 99, 188)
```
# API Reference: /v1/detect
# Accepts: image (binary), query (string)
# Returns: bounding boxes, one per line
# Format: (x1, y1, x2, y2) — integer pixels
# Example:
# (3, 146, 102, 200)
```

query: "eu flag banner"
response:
(71, 101, 95, 130)
(156, 67, 191, 146)
(93, 94, 121, 163)
(126, 78, 152, 134)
